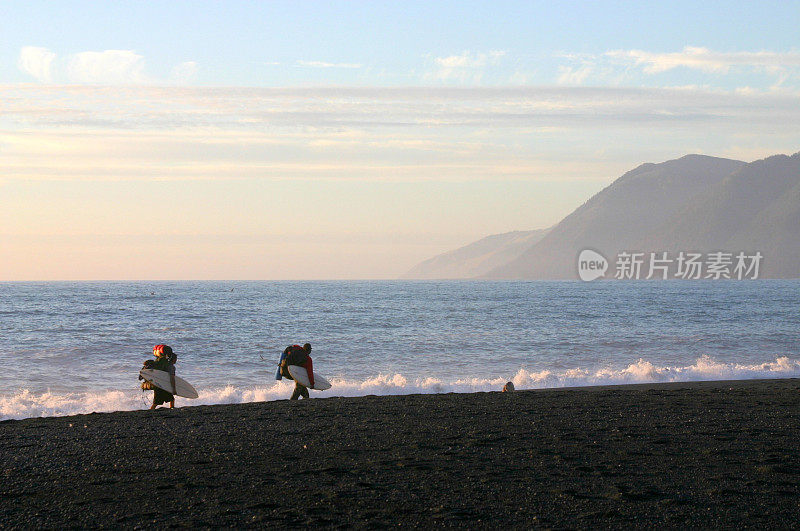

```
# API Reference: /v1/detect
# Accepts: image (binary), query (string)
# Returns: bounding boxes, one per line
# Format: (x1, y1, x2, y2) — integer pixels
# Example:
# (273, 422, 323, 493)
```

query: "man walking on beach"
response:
(280, 343, 314, 400)
(141, 344, 178, 409)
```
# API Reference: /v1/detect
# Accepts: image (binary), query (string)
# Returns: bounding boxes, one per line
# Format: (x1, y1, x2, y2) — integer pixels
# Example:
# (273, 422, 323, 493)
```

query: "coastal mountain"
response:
(402, 229, 550, 279)
(484, 154, 746, 279)
(404, 151, 800, 279)
(642, 152, 800, 278)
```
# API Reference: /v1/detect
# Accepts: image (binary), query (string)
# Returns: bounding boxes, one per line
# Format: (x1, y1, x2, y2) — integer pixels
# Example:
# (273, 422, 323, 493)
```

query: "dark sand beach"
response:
(2, 379, 800, 528)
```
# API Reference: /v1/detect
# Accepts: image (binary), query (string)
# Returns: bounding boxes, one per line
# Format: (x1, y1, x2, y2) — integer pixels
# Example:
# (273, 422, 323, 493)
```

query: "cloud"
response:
(17, 47, 200, 85)
(427, 51, 506, 83)
(296, 61, 362, 68)
(18, 47, 57, 82)
(557, 65, 593, 85)
(2, 85, 798, 185)
(3, 85, 800, 134)
(605, 46, 800, 74)
(67, 50, 148, 84)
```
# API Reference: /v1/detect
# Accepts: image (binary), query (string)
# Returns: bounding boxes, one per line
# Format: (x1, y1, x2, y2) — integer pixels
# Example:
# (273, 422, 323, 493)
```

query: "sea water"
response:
(1, 280, 799, 420)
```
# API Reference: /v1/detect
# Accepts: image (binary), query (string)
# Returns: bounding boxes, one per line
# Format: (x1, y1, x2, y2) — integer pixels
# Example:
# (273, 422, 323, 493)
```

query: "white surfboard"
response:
(287, 365, 331, 391)
(139, 369, 199, 399)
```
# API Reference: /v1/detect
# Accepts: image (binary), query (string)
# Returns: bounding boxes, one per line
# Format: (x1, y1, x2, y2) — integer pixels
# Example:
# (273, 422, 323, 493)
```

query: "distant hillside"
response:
(406, 150, 800, 280)
(643, 152, 800, 278)
(485, 154, 747, 279)
(402, 229, 550, 279)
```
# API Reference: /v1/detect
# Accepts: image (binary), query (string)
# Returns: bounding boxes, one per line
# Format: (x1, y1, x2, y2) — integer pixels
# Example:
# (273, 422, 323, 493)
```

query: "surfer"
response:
(140, 344, 178, 409)
(280, 343, 314, 400)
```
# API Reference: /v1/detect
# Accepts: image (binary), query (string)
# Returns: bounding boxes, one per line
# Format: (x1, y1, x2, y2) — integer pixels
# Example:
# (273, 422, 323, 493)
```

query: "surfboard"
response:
(139, 369, 199, 399)
(287, 365, 332, 391)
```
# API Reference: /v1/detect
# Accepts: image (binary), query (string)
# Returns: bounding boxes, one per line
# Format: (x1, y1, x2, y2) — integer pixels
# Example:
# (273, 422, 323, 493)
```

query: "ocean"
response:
(1, 280, 798, 420)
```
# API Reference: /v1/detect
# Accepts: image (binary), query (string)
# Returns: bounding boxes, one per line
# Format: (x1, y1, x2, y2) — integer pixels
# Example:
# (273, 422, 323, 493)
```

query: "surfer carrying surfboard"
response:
(141, 344, 178, 409)
(280, 343, 314, 400)
(139, 345, 198, 406)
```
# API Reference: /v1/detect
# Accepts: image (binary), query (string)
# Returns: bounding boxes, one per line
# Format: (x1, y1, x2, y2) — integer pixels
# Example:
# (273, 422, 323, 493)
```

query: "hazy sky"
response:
(2, 1, 799, 279)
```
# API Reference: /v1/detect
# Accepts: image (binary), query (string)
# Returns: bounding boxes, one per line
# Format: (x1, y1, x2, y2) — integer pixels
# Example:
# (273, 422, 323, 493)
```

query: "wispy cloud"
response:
(2, 84, 798, 187)
(67, 50, 148, 84)
(296, 61, 362, 68)
(17, 47, 198, 85)
(553, 46, 800, 89)
(4, 85, 800, 131)
(605, 46, 800, 74)
(18, 47, 56, 83)
(426, 51, 506, 83)
(557, 65, 593, 85)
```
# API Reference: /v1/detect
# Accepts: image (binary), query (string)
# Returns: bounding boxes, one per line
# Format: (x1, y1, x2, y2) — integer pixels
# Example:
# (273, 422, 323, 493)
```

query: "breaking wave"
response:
(2, 355, 799, 421)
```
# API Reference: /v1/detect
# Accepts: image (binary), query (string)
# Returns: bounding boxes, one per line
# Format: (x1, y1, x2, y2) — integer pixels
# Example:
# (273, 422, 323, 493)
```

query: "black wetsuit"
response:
(152, 357, 175, 406)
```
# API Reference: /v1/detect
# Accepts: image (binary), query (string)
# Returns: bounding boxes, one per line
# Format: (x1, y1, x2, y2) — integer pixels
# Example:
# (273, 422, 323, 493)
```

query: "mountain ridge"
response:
(401, 228, 550, 279)
(403, 151, 800, 280)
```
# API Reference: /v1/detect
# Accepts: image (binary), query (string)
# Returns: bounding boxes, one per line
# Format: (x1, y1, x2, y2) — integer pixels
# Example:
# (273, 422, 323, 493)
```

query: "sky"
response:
(1, 0, 799, 280)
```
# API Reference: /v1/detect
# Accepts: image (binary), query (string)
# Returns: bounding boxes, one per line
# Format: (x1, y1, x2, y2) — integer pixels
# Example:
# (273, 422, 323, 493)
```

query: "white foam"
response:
(2, 355, 799, 420)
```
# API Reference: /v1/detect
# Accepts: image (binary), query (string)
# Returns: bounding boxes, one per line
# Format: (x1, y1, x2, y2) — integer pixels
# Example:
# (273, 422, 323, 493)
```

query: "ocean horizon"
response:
(2, 279, 798, 420)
